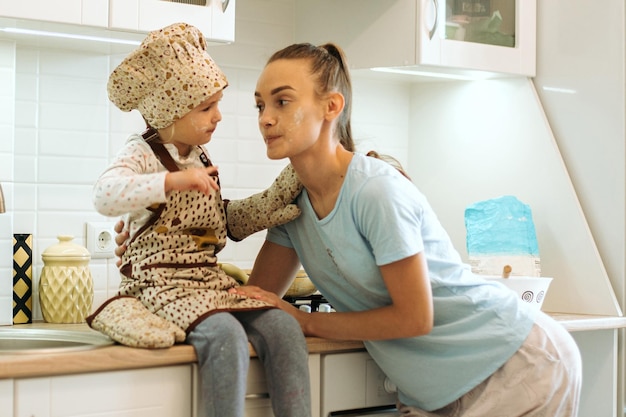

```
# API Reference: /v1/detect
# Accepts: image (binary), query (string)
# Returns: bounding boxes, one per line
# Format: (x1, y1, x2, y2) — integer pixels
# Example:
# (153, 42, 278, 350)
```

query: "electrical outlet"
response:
(86, 222, 117, 259)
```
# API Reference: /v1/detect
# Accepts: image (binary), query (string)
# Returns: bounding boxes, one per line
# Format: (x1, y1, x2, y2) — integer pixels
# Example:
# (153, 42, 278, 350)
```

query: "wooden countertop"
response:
(1, 313, 625, 380)
(0, 323, 364, 380)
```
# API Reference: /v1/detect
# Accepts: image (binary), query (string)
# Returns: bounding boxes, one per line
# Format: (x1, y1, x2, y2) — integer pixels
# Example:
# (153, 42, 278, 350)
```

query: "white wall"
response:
(534, 0, 626, 308)
(0, 0, 410, 324)
(532, 0, 626, 413)
(406, 77, 619, 316)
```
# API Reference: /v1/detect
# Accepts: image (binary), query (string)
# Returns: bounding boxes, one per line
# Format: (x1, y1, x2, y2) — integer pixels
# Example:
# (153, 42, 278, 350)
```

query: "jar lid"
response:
(42, 235, 91, 261)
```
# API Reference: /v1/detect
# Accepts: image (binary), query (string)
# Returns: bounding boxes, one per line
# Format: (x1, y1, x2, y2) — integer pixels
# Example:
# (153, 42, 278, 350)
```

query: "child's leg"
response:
(187, 312, 250, 417)
(236, 309, 312, 417)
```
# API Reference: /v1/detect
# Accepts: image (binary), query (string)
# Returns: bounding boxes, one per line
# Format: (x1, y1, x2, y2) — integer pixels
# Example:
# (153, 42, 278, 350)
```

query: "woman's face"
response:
(159, 90, 224, 156)
(254, 58, 327, 160)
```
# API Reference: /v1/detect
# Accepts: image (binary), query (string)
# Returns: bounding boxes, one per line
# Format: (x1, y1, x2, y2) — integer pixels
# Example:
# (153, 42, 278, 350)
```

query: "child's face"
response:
(254, 58, 327, 161)
(159, 90, 224, 156)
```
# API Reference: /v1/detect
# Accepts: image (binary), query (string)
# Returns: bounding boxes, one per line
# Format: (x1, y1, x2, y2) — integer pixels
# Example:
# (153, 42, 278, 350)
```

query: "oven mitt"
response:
(86, 296, 186, 349)
(225, 164, 303, 241)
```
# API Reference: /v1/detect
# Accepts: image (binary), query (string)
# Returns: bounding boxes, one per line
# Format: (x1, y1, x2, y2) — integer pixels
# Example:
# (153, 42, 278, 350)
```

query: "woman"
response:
(231, 43, 582, 416)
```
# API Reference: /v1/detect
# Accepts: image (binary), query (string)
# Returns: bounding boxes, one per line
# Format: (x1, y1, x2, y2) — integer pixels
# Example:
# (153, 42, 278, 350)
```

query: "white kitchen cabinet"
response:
(1, 379, 13, 416)
(109, 0, 236, 43)
(0, 0, 109, 28)
(571, 330, 618, 417)
(320, 351, 396, 416)
(13, 365, 192, 417)
(295, 0, 535, 78)
(0, 0, 235, 44)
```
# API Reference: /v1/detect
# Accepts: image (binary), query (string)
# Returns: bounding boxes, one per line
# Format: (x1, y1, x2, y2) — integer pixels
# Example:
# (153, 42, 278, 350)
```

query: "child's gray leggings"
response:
(187, 308, 312, 417)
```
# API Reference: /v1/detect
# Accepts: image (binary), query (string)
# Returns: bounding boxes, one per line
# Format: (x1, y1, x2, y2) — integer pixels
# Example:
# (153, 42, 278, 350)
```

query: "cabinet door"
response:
(1, 380, 13, 417)
(296, 0, 439, 70)
(439, 0, 536, 76)
(208, 0, 236, 43)
(320, 351, 396, 417)
(295, 0, 535, 77)
(81, 0, 109, 28)
(0, 0, 108, 27)
(109, 0, 235, 43)
(14, 365, 193, 417)
(243, 358, 275, 417)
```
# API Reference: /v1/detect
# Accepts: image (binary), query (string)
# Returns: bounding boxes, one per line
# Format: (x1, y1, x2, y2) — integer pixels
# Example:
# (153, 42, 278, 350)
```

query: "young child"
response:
(87, 23, 310, 417)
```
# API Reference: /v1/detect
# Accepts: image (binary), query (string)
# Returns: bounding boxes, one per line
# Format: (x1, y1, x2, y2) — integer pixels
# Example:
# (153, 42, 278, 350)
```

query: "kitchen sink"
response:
(0, 327, 114, 354)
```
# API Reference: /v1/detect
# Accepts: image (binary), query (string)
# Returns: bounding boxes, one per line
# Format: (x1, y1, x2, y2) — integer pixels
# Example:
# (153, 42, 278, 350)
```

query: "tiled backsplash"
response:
(0, 0, 410, 324)
(0, 40, 14, 325)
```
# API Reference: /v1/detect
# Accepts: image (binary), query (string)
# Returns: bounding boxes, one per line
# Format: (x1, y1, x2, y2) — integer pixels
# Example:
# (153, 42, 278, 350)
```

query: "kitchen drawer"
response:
(321, 351, 396, 417)
(14, 365, 192, 417)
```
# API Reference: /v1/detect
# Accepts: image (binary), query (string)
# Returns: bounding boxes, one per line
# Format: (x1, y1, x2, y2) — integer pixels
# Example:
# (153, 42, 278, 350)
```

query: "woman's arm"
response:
(302, 252, 433, 340)
(235, 250, 434, 341)
(246, 240, 301, 297)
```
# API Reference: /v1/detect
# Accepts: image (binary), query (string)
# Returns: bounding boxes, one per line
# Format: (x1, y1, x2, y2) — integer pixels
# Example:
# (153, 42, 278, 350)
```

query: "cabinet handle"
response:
(245, 393, 270, 399)
(428, 0, 439, 40)
(222, 0, 230, 12)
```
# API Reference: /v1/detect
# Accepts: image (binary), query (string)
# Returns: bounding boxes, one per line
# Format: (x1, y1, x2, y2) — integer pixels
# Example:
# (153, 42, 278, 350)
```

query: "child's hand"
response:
(165, 166, 219, 196)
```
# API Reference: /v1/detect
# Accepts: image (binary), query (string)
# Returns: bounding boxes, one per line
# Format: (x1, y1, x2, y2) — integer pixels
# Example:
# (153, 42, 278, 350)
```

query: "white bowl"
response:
(482, 276, 553, 310)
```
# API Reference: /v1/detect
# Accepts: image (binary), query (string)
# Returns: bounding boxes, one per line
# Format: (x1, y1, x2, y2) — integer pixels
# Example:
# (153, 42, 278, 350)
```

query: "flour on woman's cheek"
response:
(293, 107, 304, 125)
(284, 107, 304, 141)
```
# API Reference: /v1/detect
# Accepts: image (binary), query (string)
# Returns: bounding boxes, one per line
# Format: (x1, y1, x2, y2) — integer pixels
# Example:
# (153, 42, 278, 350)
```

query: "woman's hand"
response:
(165, 166, 219, 196)
(229, 284, 313, 334)
(229, 285, 283, 307)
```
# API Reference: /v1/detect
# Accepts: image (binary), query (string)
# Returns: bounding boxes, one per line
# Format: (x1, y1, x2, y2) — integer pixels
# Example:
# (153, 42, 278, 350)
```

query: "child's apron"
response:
(118, 139, 273, 332)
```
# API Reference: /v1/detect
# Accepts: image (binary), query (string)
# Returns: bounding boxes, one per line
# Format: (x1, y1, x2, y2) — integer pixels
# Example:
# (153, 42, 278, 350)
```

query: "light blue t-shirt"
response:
(267, 152, 536, 411)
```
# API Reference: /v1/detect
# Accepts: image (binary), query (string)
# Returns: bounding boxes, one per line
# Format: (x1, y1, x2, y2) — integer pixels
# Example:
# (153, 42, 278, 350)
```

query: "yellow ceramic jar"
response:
(39, 235, 94, 323)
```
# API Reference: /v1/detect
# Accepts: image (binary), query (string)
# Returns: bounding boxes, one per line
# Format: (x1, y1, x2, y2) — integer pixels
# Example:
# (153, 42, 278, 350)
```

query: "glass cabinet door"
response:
(439, 0, 534, 77)
(445, 0, 516, 48)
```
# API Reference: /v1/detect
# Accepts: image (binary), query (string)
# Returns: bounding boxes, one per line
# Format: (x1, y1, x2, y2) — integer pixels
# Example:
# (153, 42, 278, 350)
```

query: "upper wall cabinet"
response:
(0, 0, 235, 44)
(109, 0, 235, 43)
(0, 0, 109, 28)
(295, 0, 535, 78)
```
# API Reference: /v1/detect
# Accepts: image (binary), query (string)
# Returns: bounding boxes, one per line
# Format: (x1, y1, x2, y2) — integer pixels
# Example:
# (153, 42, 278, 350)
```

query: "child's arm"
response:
(94, 138, 220, 217)
(93, 138, 168, 217)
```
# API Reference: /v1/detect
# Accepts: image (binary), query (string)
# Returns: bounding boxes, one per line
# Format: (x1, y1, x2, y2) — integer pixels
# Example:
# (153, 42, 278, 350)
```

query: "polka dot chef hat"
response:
(107, 22, 228, 129)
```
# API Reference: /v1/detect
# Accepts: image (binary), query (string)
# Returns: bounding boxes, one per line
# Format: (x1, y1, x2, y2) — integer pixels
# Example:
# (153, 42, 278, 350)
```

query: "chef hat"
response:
(107, 22, 228, 129)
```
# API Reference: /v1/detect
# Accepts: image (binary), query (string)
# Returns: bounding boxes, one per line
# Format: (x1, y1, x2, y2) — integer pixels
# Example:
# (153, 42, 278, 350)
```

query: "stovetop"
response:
(283, 293, 332, 312)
